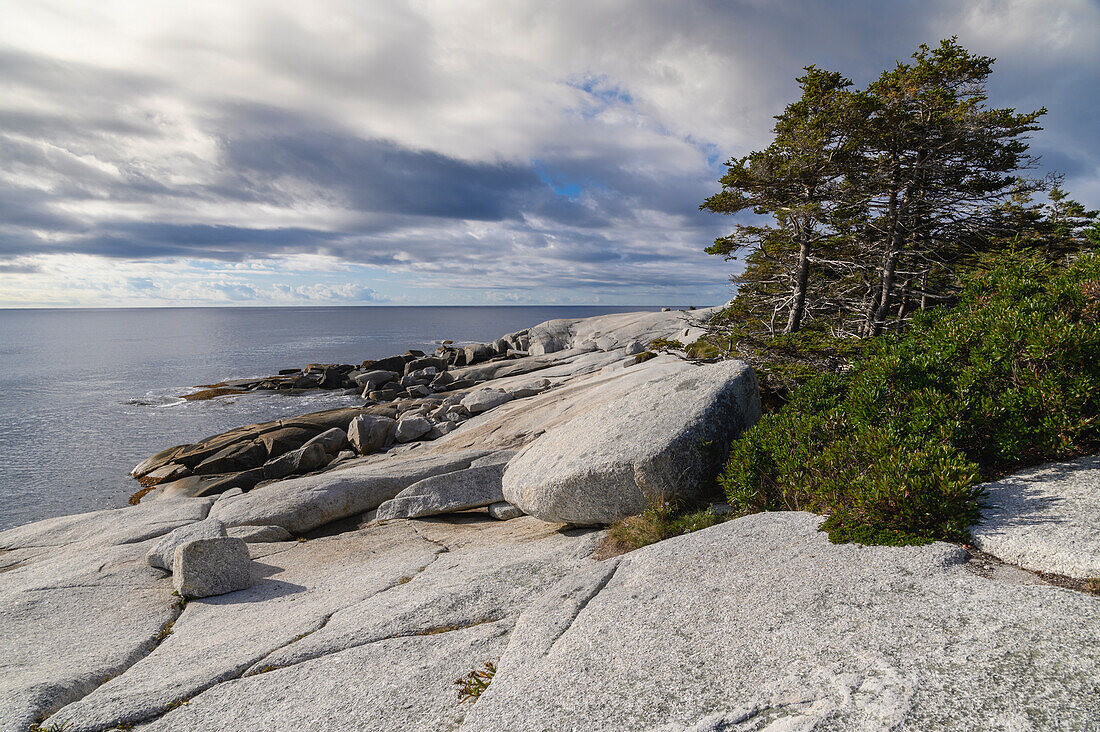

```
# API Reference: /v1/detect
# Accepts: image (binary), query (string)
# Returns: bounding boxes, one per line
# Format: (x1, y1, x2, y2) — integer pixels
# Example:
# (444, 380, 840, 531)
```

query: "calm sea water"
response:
(0, 306, 655, 530)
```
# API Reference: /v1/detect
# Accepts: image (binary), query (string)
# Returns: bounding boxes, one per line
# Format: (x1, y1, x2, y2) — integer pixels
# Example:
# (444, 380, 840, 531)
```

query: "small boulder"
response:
(147, 518, 227, 570)
(487, 501, 525, 521)
(404, 356, 449, 375)
(258, 427, 319, 459)
(395, 415, 432, 443)
(375, 453, 513, 519)
(172, 537, 252, 598)
(348, 415, 397, 454)
(406, 384, 432, 398)
(625, 340, 646, 355)
(461, 388, 512, 414)
(430, 371, 455, 389)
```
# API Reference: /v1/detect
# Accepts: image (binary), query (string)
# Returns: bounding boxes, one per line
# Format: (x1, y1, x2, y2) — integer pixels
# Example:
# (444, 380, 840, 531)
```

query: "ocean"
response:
(0, 305, 657, 530)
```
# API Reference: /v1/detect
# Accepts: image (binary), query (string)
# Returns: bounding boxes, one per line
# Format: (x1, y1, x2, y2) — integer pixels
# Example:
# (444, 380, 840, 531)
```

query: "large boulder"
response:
(375, 452, 514, 520)
(459, 512, 1100, 732)
(302, 427, 350, 455)
(354, 369, 400, 391)
(146, 518, 227, 570)
(527, 319, 575, 356)
(502, 360, 760, 525)
(172, 537, 252, 598)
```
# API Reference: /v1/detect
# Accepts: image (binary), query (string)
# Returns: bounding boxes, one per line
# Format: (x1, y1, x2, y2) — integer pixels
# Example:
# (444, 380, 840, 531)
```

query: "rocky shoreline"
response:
(2, 308, 1099, 731)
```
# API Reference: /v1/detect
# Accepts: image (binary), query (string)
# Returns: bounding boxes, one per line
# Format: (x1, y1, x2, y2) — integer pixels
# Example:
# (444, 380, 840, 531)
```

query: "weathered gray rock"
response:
(461, 388, 512, 414)
(348, 414, 396, 454)
(226, 524, 294, 543)
(460, 512, 1100, 732)
(625, 340, 646, 355)
(172, 537, 252, 598)
(971, 454, 1100, 579)
(375, 452, 514, 520)
(487, 501, 525, 520)
(406, 384, 431, 398)
(301, 427, 349, 455)
(40, 517, 600, 732)
(146, 518, 227, 570)
(395, 415, 431, 442)
(404, 356, 448, 375)
(527, 318, 575, 356)
(209, 449, 492, 533)
(506, 378, 550, 399)
(502, 359, 761, 525)
(262, 441, 328, 479)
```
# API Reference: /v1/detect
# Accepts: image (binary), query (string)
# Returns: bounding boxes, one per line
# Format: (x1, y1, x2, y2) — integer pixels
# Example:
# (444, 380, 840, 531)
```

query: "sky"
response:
(1, 0, 1098, 307)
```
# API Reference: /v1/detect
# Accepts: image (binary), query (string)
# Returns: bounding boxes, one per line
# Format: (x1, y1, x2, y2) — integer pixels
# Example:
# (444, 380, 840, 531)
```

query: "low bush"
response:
(602, 498, 729, 554)
(719, 251, 1100, 544)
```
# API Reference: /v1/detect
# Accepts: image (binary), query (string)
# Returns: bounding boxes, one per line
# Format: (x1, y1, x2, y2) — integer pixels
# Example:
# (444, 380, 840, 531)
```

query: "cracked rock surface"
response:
(459, 511, 1100, 732)
(27, 514, 600, 732)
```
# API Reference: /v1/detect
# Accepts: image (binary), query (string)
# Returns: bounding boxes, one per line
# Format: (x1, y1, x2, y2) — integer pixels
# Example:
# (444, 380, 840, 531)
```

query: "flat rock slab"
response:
(460, 512, 1100, 732)
(42, 517, 602, 732)
(209, 449, 493, 533)
(970, 454, 1100, 579)
(135, 621, 511, 732)
(502, 359, 761, 525)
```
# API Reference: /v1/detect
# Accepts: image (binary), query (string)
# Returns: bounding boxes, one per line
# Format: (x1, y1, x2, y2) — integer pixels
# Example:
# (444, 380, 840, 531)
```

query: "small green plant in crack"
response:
(171, 590, 188, 609)
(26, 722, 71, 732)
(154, 621, 174, 641)
(455, 660, 497, 704)
(1086, 578, 1100, 596)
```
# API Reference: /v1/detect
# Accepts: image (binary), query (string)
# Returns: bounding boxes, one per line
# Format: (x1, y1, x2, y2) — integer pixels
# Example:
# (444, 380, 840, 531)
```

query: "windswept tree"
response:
(701, 67, 865, 334)
(854, 38, 1047, 335)
(703, 39, 1049, 337)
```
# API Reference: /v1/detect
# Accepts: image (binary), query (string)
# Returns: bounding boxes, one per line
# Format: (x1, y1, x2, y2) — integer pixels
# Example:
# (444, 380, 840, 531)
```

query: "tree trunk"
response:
(870, 243, 902, 336)
(784, 238, 812, 334)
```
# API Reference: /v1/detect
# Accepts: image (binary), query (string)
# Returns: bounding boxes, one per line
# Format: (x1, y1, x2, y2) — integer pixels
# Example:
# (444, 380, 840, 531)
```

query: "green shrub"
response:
(719, 251, 1100, 544)
(455, 661, 497, 704)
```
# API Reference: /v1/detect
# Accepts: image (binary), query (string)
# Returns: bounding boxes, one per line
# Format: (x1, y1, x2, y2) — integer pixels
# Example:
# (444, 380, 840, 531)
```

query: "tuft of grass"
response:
(455, 661, 497, 704)
(630, 351, 657, 366)
(604, 498, 729, 554)
(27, 723, 71, 732)
(1086, 578, 1100, 596)
(649, 338, 685, 352)
(719, 251, 1100, 545)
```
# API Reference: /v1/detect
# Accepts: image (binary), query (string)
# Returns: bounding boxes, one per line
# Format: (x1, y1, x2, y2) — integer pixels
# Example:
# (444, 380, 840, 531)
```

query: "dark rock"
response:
(193, 440, 268, 476)
(263, 442, 328, 479)
(277, 368, 301, 375)
(406, 385, 432, 398)
(405, 349, 426, 358)
(451, 349, 468, 367)
(317, 368, 347, 389)
(143, 463, 192, 484)
(302, 427, 350, 455)
(404, 357, 449, 376)
(156, 469, 266, 499)
(131, 444, 190, 478)
(258, 427, 319, 459)
(367, 388, 402, 402)
(430, 371, 455, 389)
(353, 369, 400, 390)
(464, 343, 496, 365)
(369, 355, 409, 375)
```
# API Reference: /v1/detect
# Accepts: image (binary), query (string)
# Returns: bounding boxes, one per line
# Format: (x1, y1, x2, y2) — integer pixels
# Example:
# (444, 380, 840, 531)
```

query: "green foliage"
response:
(648, 338, 685, 352)
(455, 661, 497, 704)
(719, 251, 1100, 544)
(631, 351, 657, 366)
(27, 724, 71, 732)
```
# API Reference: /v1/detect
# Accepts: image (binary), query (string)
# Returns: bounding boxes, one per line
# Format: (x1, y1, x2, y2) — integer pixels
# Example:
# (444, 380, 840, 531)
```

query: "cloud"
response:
(0, 0, 1097, 305)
